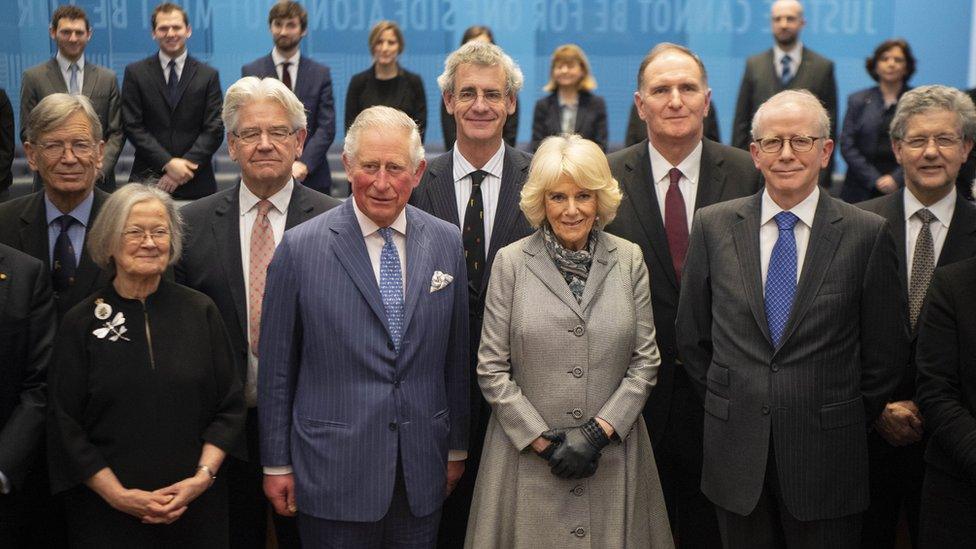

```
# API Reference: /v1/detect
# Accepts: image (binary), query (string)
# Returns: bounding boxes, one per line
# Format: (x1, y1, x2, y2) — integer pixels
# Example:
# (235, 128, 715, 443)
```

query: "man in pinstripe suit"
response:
(258, 106, 469, 548)
(677, 90, 909, 548)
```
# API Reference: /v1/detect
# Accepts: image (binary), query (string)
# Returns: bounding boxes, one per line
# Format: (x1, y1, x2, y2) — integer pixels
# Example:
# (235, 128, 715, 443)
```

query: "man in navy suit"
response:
(259, 105, 469, 547)
(242, 1, 336, 195)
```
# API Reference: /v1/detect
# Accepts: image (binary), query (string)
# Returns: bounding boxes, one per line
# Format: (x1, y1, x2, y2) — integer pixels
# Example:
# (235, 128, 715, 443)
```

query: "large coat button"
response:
(572, 485, 584, 496)
(574, 527, 586, 537)
(572, 367, 584, 378)
(573, 325, 585, 337)
(572, 408, 583, 419)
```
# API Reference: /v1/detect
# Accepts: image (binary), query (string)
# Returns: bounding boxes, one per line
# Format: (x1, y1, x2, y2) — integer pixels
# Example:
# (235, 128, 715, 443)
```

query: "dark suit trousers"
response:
(225, 407, 300, 549)
(716, 439, 862, 549)
(861, 432, 924, 548)
(918, 466, 976, 548)
(0, 449, 68, 548)
(651, 367, 721, 548)
(298, 455, 441, 548)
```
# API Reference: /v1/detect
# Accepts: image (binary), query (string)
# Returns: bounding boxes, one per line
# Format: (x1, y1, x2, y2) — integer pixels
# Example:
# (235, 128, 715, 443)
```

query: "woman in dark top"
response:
(345, 20, 428, 141)
(440, 25, 519, 149)
(839, 38, 916, 203)
(47, 184, 245, 548)
(530, 44, 608, 152)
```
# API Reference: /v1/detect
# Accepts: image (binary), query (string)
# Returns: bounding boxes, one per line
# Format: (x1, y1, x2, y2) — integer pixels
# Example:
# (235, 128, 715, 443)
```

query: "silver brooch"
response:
(94, 299, 112, 320)
(93, 311, 130, 342)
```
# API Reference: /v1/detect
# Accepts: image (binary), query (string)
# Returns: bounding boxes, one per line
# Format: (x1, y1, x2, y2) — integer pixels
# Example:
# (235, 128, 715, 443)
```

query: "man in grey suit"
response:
(677, 90, 909, 547)
(408, 40, 533, 548)
(857, 85, 976, 548)
(20, 5, 123, 192)
(176, 76, 339, 549)
(259, 106, 469, 547)
(732, 0, 837, 187)
(605, 42, 761, 548)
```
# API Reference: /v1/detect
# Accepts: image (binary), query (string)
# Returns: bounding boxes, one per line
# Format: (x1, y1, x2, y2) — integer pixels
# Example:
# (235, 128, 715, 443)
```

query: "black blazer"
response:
(624, 102, 721, 146)
(440, 99, 519, 149)
(0, 243, 55, 490)
(0, 190, 111, 320)
(121, 54, 224, 200)
(916, 256, 976, 485)
(529, 91, 607, 151)
(605, 138, 762, 445)
(345, 66, 427, 142)
(175, 183, 340, 384)
(840, 86, 909, 203)
(0, 89, 13, 198)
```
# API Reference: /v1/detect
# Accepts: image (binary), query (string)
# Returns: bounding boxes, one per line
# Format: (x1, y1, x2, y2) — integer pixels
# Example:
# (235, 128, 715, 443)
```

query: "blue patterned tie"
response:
(378, 227, 405, 351)
(765, 211, 800, 347)
(780, 55, 793, 85)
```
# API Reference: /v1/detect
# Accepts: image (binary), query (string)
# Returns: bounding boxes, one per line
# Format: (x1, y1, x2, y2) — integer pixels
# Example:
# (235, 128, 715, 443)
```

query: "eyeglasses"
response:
(122, 227, 171, 244)
(36, 140, 96, 159)
(454, 90, 506, 104)
(900, 134, 963, 150)
(232, 126, 299, 145)
(754, 135, 824, 153)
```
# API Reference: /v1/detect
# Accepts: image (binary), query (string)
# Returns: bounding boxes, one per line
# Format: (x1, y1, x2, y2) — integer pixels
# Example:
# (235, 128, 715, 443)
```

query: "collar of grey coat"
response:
(521, 229, 617, 320)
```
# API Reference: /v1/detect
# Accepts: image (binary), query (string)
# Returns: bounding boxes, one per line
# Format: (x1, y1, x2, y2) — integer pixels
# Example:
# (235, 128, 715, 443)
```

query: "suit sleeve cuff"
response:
(263, 465, 293, 475)
(448, 450, 467, 462)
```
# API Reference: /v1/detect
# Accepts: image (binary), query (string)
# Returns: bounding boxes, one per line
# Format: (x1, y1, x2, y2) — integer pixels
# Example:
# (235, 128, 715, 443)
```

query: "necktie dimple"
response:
(765, 211, 800, 347)
(462, 170, 487, 293)
(167, 59, 179, 104)
(248, 200, 275, 356)
(52, 214, 77, 292)
(909, 208, 937, 329)
(280, 61, 293, 90)
(664, 167, 689, 281)
(68, 63, 79, 95)
(780, 55, 793, 85)
(379, 227, 405, 351)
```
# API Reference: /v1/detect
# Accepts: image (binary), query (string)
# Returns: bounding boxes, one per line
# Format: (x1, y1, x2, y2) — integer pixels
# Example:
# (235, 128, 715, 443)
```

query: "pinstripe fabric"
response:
(676, 191, 910, 521)
(257, 200, 470, 522)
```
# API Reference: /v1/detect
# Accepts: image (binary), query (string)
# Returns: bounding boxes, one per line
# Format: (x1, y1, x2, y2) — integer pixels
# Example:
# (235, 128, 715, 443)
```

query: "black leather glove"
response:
(541, 418, 611, 479)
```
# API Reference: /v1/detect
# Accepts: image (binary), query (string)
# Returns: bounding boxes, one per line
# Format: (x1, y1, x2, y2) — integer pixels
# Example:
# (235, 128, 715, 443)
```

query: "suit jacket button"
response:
(572, 408, 583, 419)
(574, 527, 586, 537)
(572, 367, 584, 378)
(572, 485, 584, 496)
(387, 341, 395, 351)
(573, 325, 585, 337)
(761, 405, 770, 415)
(389, 422, 397, 431)
(771, 364, 779, 372)
(394, 380, 401, 388)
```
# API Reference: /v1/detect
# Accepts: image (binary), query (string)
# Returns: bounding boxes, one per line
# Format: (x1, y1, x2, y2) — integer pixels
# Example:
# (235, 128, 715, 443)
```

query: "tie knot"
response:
(69, 63, 79, 73)
(256, 199, 273, 217)
(469, 170, 488, 188)
(915, 208, 936, 225)
(668, 167, 683, 187)
(378, 227, 394, 244)
(781, 55, 791, 67)
(168, 59, 176, 68)
(281, 61, 291, 69)
(774, 211, 800, 231)
(56, 214, 76, 232)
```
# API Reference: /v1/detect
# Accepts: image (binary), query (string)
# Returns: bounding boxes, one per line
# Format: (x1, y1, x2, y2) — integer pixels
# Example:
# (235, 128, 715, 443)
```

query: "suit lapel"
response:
(44, 59, 68, 93)
(294, 57, 312, 101)
(146, 56, 172, 107)
(285, 184, 316, 230)
(696, 140, 730, 209)
(938, 195, 976, 266)
(883, 191, 908, 290)
(731, 194, 771, 345)
(484, 146, 529, 292)
(330, 201, 389, 332)
(81, 63, 98, 96)
(19, 194, 50, 267)
(261, 55, 277, 78)
(401, 208, 431, 335)
(426, 154, 461, 227)
(522, 232, 584, 320)
(578, 232, 617, 313)
(170, 56, 198, 109)
(214, 187, 248, 335)
(545, 95, 560, 133)
(619, 142, 678, 290)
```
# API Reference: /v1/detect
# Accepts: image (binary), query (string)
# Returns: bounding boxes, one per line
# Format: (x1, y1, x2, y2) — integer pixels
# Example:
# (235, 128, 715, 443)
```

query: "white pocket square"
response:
(430, 271, 454, 293)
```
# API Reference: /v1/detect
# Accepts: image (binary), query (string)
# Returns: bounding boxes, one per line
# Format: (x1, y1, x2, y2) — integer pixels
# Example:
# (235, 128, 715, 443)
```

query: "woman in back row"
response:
(529, 44, 608, 152)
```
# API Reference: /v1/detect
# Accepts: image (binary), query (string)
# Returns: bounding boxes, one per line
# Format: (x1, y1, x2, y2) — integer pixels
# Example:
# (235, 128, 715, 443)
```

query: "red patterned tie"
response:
(249, 200, 275, 356)
(281, 61, 292, 90)
(665, 167, 689, 281)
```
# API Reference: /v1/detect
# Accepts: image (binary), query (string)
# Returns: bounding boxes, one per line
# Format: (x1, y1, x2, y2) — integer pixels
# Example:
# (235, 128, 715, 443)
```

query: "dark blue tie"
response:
(780, 55, 793, 85)
(52, 214, 78, 292)
(167, 60, 180, 104)
(765, 211, 799, 347)
(378, 227, 405, 351)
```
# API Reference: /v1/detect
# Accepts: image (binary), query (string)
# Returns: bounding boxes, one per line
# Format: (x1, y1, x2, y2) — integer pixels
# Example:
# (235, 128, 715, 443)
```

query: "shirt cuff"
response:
(263, 465, 293, 475)
(448, 450, 467, 462)
(0, 470, 10, 494)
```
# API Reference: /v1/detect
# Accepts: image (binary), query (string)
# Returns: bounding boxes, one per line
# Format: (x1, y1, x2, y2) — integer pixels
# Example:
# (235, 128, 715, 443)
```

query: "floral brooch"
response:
(92, 299, 130, 342)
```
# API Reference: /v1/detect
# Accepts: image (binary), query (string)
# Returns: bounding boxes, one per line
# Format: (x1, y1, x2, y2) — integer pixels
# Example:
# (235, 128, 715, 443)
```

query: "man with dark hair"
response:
(122, 2, 223, 199)
(20, 4, 123, 192)
(242, 0, 336, 195)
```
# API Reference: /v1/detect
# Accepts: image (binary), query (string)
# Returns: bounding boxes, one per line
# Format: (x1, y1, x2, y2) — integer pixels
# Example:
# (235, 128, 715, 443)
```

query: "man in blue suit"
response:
(242, 1, 336, 195)
(259, 105, 469, 547)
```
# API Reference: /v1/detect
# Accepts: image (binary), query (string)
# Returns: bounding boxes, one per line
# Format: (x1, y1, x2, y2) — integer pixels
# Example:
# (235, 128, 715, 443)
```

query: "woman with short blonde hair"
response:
(529, 45, 608, 151)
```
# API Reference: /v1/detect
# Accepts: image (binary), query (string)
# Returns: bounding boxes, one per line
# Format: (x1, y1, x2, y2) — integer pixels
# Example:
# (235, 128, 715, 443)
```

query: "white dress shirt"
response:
(158, 49, 188, 82)
(240, 180, 294, 408)
(452, 142, 505, 259)
(648, 140, 702, 234)
(271, 48, 300, 87)
(56, 51, 84, 92)
(760, 186, 820, 285)
(774, 43, 804, 80)
(904, 187, 956, 286)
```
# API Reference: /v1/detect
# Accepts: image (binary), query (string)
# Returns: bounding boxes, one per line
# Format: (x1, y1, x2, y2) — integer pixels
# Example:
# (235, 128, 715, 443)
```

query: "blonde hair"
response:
(543, 44, 597, 92)
(368, 20, 404, 55)
(520, 134, 622, 229)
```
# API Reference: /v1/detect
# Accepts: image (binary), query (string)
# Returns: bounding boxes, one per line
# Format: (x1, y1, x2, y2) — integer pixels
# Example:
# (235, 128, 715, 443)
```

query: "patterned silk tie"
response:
(909, 208, 936, 329)
(167, 59, 180, 105)
(765, 211, 800, 347)
(379, 227, 405, 351)
(68, 63, 80, 95)
(52, 214, 77, 292)
(281, 61, 293, 90)
(462, 170, 487, 293)
(780, 55, 793, 85)
(664, 167, 689, 280)
(248, 200, 275, 356)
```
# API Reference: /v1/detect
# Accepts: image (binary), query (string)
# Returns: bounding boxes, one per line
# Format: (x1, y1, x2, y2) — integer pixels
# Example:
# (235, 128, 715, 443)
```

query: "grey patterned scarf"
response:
(542, 224, 596, 304)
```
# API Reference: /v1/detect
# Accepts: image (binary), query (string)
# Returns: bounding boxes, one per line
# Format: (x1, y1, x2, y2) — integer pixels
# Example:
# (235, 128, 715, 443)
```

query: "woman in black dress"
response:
(345, 20, 428, 141)
(47, 184, 245, 548)
(529, 44, 607, 152)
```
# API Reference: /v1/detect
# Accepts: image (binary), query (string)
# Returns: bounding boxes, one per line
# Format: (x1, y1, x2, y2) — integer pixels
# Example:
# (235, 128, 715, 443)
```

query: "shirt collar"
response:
(352, 198, 408, 238)
(238, 179, 295, 217)
(272, 48, 300, 67)
(452, 141, 505, 184)
(45, 190, 94, 227)
(774, 43, 803, 66)
(761, 185, 819, 228)
(903, 186, 957, 228)
(56, 51, 85, 72)
(647, 140, 703, 185)
(158, 49, 188, 69)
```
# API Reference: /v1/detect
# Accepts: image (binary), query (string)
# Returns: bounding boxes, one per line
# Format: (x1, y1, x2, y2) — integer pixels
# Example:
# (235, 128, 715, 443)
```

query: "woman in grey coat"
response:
(465, 135, 673, 548)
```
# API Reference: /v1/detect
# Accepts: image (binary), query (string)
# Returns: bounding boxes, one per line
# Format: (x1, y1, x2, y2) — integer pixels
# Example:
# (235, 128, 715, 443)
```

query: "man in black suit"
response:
(732, 0, 837, 187)
(175, 76, 339, 549)
(605, 42, 761, 548)
(408, 40, 533, 548)
(122, 2, 223, 200)
(857, 85, 976, 548)
(0, 243, 55, 547)
(0, 89, 12, 201)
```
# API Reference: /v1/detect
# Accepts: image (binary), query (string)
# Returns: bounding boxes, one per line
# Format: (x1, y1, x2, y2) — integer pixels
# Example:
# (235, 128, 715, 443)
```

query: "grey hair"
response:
(25, 93, 102, 144)
(222, 76, 308, 134)
(751, 89, 830, 139)
(437, 41, 524, 97)
(890, 85, 976, 141)
(343, 106, 425, 169)
(87, 184, 184, 272)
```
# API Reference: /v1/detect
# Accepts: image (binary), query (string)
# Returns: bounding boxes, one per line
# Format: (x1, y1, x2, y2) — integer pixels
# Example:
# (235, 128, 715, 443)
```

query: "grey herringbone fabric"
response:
(909, 208, 936, 328)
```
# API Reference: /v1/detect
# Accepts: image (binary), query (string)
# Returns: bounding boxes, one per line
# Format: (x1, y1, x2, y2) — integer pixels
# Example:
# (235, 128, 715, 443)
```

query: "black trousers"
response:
(0, 449, 68, 548)
(861, 432, 924, 548)
(918, 465, 976, 548)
